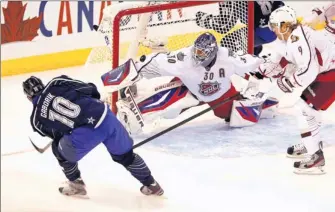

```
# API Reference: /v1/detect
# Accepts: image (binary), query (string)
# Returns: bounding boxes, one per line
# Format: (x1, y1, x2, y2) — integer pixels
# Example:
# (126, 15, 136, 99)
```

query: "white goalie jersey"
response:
(135, 46, 264, 102)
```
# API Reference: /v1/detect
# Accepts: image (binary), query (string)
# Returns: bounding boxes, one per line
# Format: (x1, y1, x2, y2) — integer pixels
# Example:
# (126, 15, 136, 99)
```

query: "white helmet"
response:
(269, 6, 297, 31)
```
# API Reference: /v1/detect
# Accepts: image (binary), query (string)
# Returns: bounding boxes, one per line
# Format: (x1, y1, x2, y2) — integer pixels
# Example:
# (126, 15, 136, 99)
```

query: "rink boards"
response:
(0, 1, 327, 77)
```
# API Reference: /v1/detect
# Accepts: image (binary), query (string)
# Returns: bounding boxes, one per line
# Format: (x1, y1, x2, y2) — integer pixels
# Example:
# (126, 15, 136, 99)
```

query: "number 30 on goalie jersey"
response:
(131, 46, 264, 103)
(101, 46, 264, 103)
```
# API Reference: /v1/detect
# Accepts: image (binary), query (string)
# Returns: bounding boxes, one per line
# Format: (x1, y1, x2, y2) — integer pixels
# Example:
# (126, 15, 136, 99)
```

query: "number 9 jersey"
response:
(30, 75, 107, 139)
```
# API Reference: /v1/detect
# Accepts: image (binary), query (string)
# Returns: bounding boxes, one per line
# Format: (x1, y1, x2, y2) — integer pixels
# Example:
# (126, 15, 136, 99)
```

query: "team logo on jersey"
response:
(290, 35, 299, 43)
(177, 52, 185, 61)
(198, 81, 220, 96)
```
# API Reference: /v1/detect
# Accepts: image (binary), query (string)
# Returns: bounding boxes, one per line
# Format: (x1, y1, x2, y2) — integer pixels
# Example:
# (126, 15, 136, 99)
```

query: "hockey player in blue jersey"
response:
(23, 75, 163, 197)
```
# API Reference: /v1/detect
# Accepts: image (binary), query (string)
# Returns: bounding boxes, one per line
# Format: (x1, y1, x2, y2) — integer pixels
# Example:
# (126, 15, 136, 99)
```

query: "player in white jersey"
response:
(135, 33, 263, 103)
(101, 32, 275, 134)
(262, 5, 335, 174)
(303, 1, 335, 35)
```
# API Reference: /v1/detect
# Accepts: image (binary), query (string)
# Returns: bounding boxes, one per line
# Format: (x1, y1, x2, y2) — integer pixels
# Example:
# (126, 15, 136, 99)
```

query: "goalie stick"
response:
(132, 93, 240, 149)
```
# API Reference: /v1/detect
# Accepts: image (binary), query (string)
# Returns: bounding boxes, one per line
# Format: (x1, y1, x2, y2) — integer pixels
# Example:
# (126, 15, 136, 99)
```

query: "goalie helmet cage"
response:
(110, 1, 254, 113)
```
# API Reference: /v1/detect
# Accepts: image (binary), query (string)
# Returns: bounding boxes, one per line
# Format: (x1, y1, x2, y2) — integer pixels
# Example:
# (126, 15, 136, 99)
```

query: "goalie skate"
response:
(286, 143, 308, 158)
(293, 149, 326, 175)
(59, 178, 88, 198)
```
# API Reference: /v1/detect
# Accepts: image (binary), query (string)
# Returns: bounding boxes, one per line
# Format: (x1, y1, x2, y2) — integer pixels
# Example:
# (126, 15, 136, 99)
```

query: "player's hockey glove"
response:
(257, 54, 289, 79)
(277, 76, 294, 93)
(87, 83, 101, 99)
(277, 69, 304, 93)
(249, 71, 265, 80)
(241, 81, 264, 100)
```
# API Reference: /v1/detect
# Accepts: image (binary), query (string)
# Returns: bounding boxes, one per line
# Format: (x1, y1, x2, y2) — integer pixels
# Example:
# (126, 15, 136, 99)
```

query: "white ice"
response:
(1, 64, 335, 212)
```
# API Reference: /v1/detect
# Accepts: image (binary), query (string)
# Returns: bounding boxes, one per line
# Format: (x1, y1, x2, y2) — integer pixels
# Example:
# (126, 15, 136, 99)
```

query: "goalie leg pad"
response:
(207, 84, 242, 120)
(138, 86, 189, 114)
(121, 84, 199, 134)
(161, 91, 200, 119)
(116, 99, 144, 135)
(260, 97, 279, 119)
(138, 86, 199, 119)
(230, 98, 265, 127)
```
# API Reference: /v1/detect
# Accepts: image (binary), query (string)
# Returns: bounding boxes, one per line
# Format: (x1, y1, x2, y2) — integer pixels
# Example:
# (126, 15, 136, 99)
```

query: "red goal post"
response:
(110, 1, 254, 113)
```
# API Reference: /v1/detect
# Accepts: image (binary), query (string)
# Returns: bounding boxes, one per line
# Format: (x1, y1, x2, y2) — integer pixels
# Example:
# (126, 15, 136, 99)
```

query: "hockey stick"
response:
(1, 138, 53, 157)
(1, 149, 36, 157)
(132, 93, 240, 149)
(29, 137, 53, 154)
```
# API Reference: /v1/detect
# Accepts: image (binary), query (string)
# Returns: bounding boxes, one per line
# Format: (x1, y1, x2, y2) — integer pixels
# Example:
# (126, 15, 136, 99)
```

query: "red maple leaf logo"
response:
(1, 2, 43, 44)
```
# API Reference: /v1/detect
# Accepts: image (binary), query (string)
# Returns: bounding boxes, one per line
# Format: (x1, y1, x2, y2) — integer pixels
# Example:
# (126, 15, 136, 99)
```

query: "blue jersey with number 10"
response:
(30, 75, 107, 140)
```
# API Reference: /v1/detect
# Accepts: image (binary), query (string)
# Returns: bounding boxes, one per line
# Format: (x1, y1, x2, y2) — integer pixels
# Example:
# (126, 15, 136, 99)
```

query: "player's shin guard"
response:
(112, 151, 163, 196)
(112, 151, 154, 185)
(291, 99, 325, 174)
(126, 153, 153, 185)
(297, 99, 322, 155)
(52, 139, 87, 196)
(52, 140, 81, 181)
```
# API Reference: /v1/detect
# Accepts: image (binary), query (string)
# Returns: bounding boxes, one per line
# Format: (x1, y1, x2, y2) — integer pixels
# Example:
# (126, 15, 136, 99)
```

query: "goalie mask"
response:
(192, 32, 218, 67)
(23, 76, 45, 101)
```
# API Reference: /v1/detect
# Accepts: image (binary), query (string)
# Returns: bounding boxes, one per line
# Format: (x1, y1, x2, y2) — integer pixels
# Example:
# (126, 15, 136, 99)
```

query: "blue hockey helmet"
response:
(23, 76, 44, 101)
(192, 32, 218, 67)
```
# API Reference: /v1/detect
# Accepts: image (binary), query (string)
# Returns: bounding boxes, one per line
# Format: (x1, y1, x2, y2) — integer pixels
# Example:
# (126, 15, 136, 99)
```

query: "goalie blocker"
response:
(101, 59, 278, 134)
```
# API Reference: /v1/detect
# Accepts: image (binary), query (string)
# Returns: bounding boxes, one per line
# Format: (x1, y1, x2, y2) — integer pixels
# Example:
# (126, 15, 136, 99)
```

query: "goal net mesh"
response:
(86, 1, 253, 68)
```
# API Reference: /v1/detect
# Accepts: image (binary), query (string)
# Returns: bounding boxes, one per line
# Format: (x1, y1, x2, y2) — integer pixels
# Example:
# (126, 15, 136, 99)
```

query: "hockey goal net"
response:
(86, 1, 254, 112)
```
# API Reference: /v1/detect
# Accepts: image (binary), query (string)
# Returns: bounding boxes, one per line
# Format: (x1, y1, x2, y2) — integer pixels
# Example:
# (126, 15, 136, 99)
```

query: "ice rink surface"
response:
(1, 64, 335, 212)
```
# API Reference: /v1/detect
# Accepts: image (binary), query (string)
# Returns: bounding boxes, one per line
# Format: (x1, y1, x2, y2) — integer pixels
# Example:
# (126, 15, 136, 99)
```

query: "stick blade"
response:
(29, 137, 52, 154)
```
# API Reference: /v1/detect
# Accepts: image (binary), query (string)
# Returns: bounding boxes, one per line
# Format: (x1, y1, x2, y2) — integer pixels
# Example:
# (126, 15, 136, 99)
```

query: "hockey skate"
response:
(293, 149, 326, 175)
(286, 143, 307, 158)
(59, 178, 88, 198)
(140, 181, 164, 196)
